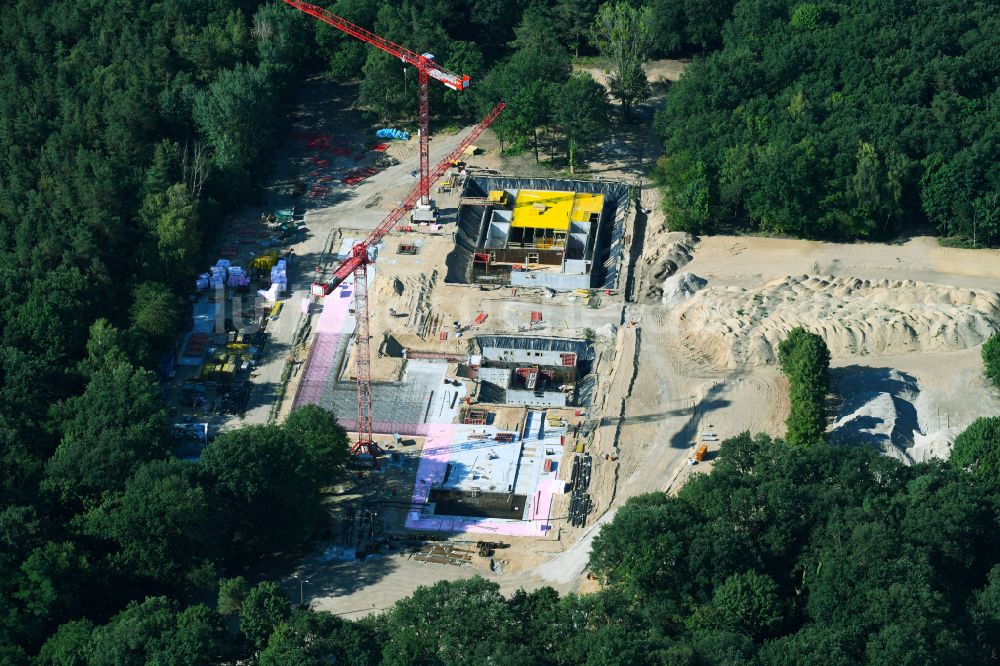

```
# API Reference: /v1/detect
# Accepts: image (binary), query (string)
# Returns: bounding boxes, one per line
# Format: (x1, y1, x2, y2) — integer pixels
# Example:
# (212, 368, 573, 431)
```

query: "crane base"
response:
(411, 205, 438, 223)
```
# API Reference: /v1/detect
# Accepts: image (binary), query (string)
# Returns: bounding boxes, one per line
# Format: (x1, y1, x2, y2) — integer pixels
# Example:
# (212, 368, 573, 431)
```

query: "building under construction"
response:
(475, 335, 594, 408)
(448, 175, 630, 291)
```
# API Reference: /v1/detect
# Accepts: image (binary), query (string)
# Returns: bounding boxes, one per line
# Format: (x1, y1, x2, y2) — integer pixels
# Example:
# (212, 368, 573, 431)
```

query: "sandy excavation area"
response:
(673, 274, 1000, 367)
(308, 226, 1000, 610)
(633, 230, 1000, 467)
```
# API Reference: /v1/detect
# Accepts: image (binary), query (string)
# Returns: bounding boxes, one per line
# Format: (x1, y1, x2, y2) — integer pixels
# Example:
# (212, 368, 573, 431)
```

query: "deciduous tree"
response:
(982, 332, 1000, 388)
(551, 73, 610, 174)
(193, 64, 276, 181)
(45, 363, 170, 501)
(240, 581, 291, 650)
(138, 184, 201, 285)
(87, 597, 225, 666)
(282, 405, 352, 481)
(778, 327, 830, 446)
(217, 576, 249, 617)
(199, 423, 338, 557)
(14, 542, 90, 641)
(381, 578, 516, 665)
(709, 571, 784, 637)
(83, 459, 216, 589)
(259, 610, 376, 666)
(36, 619, 94, 666)
(130, 282, 182, 342)
(591, 2, 653, 116)
(951, 416, 1000, 488)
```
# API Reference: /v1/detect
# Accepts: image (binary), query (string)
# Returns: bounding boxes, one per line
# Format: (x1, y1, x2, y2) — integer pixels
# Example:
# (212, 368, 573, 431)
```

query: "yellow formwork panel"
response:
(251, 251, 279, 272)
(510, 190, 603, 231)
(511, 190, 574, 231)
(570, 193, 604, 222)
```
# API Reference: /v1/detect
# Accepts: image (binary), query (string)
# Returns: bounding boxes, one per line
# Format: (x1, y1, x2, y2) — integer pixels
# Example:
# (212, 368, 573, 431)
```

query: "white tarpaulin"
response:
(257, 283, 280, 303)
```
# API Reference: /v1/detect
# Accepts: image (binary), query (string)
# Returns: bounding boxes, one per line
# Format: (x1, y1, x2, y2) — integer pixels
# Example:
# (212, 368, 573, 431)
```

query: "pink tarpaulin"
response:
(407, 424, 454, 506)
(527, 477, 559, 523)
(405, 425, 560, 537)
(293, 285, 353, 407)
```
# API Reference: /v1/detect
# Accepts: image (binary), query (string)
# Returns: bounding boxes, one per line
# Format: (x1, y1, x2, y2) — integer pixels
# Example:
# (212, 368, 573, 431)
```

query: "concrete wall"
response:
(504, 389, 567, 407)
(491, 248, 563, 266)
(511, 271, 590, 291)
(476, 335, 594, 361)
(567, 233, 588, 259)
(482, 347, 569, 365)
(485, 219, 510, 249)
(478, 366, 511, 389)
(564, 259, 588, 275)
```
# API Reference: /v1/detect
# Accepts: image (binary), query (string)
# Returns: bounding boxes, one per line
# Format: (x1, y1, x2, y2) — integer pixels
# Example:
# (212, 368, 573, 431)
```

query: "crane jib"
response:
(285, 0, 467, 87)
(313, 101, 505, 296)
(428, 69, 470, 91)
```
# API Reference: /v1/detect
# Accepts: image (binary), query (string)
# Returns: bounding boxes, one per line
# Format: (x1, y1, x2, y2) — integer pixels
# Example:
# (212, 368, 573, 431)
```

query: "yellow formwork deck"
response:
(502, 189, 604, 231)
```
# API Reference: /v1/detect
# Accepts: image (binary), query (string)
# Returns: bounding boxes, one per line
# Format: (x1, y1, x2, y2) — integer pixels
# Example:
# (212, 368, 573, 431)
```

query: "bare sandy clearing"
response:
(681, 235, 1000, 292)
(673, 274, 1000, 367)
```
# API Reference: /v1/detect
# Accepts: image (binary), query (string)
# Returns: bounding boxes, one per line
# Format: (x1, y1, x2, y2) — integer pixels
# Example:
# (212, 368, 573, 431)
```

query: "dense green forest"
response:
(657, 0, 1000, 243)
(0, 0, 329, 658)
(3, 0, 1000, 662)
(20, 426, 1000, 664)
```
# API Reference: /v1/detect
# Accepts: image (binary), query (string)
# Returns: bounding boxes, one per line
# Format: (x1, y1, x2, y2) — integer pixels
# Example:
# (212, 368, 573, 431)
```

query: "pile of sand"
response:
(672, 274, 1000, 367)
(829, 368, 960, 464)
(830, 369, 923, 464)
(642, 235, 695, 302)
(908, 430, 957, 463)
(661, 272, 707, 307)
(595, 322, 618, 338)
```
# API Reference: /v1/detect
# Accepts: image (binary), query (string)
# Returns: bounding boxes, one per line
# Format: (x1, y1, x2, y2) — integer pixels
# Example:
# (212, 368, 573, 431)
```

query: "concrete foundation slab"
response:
(404, 410, 567, 536)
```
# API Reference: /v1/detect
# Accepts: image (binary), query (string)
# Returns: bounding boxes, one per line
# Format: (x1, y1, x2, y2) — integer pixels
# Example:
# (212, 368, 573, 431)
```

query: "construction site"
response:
(137, 1, 653, 605)
(285, 166, 622, 540)
(153, 1, 1000, 617)
(450, 176, 630, 292)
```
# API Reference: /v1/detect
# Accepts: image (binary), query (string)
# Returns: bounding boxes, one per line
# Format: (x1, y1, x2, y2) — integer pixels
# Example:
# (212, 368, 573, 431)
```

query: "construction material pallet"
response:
(463, 408, 488, 425)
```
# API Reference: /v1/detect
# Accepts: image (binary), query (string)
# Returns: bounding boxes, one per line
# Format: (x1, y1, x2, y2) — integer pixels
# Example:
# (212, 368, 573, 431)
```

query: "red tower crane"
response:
(283, 0, 469, 208)
(311, 102, 507, 464)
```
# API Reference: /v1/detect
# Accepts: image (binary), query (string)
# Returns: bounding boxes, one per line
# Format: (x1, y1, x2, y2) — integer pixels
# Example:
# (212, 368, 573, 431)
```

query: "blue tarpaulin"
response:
(376, 128, 410, 140)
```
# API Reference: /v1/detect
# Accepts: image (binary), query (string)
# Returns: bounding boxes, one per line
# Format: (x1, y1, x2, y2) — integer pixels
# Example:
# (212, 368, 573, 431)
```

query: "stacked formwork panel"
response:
(568, 453, 593, 527)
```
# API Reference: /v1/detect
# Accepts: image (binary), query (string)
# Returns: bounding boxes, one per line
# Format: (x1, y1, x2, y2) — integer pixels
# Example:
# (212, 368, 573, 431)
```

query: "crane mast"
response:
(283, 0, 504, 465)
(317, 103, 507, 464)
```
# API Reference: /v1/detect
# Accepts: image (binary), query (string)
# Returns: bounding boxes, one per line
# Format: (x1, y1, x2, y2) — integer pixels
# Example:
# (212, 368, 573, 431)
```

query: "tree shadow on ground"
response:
(582, 78, 671, 178)
(291, 554, 399, 602)
(599, 405, 696, 427)
(829, 365, 921, 451)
